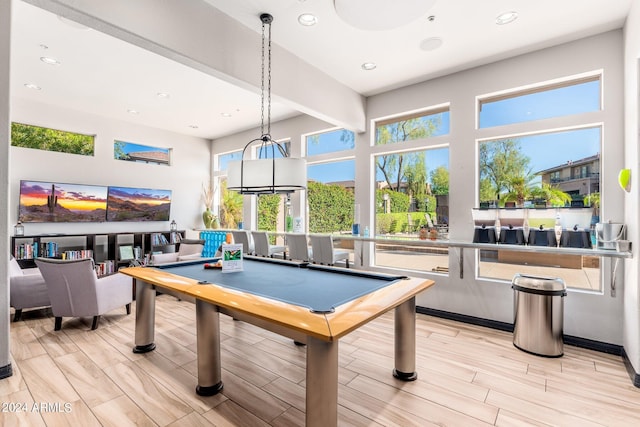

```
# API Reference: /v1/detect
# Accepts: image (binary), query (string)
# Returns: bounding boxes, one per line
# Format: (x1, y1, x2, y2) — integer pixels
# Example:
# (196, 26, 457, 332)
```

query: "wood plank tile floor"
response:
(3, 295, 640, 426)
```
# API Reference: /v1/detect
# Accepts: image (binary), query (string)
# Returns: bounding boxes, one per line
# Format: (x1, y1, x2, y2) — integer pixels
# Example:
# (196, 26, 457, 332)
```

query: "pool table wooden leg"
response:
(306, 336, 338, 427)
(133, 280, 156, 353)
(195, 300, 223, 396)
(393, 296, 418, 381)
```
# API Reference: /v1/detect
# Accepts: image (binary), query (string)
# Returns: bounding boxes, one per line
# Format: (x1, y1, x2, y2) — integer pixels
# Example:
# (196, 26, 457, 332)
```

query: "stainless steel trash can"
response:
(512, 274, 566, 357)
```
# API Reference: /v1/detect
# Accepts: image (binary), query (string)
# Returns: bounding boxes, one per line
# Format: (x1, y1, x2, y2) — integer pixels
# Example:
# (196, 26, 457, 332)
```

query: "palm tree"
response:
(531, 183, 572, 207)
(219, 181, 243, 228)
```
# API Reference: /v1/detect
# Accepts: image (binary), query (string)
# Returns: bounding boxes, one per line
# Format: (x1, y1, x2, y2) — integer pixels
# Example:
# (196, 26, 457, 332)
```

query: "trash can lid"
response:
(512, 273, 566, 291)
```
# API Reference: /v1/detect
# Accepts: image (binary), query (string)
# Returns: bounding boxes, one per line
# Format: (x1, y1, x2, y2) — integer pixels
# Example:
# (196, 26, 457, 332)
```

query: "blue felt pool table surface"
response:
(156, 257, 406, 313)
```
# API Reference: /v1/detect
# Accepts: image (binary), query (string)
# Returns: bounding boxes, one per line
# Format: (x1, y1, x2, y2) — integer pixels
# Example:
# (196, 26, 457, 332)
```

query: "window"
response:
(114, 141, 170, 165)
(307, 159, 356, 233)
(375, 108, 449, 146)
(11, 122, 95, 156)
(306, 128, 354, 156)
(479, 127, 601, 205)
(479, 76, 601, 128)
(214, 150, 243, 229)
(217, 151, 242, 171)
(373, 147, 449, 273)
(478, 74, 603, 291)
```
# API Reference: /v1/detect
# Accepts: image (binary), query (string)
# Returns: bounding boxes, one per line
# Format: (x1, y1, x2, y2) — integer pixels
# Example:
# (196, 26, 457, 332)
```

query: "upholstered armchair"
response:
(309, 235, 350, 268)
(35, 257, 133, 331)
(151, 239, 205, 265)
(251, 231, 286, 258)
(9, 256, 50, 321)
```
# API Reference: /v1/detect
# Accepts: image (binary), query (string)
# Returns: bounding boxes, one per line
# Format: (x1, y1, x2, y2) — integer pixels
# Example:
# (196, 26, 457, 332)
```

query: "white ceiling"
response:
(10, 0, 633, 140)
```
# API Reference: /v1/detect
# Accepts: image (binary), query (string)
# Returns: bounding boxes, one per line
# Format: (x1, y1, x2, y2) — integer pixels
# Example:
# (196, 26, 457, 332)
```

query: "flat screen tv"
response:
(106, 186, 172, 222)
(19, 180, 108, 223)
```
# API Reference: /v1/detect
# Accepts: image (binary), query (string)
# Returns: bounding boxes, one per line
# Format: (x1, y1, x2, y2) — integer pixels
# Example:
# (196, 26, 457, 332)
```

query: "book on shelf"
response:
(150, 233, 170, 246)
(62, 250, 94, 260)
(95, 260, 116, 276)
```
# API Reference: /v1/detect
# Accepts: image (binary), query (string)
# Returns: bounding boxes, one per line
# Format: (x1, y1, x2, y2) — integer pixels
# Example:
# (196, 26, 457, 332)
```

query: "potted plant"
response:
(202, 182, 218, 229)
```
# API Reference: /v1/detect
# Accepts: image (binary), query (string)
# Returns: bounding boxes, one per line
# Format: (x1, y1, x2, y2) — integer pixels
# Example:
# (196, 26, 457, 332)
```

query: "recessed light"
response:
(298, 13, 318, 26)
(361, 62, 377, 71)
(220, 112, 232, 118)
(40, 56, 60, 65)
(24, 83, 41, 90)
(156, 92, 170, 99)
(127, 109, 139, 115)
(419, 37, 443, 51)
(496, 11, 518, 25)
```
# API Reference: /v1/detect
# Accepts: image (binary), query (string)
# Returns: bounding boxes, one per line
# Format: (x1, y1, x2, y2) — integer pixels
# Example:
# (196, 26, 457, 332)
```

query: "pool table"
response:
(120, 256, 435, 427)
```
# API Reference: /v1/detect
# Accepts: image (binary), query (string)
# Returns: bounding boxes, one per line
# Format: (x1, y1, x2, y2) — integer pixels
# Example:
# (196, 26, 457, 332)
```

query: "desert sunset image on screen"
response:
(19, 180, 108, 223)
(106, 186, 171, 222)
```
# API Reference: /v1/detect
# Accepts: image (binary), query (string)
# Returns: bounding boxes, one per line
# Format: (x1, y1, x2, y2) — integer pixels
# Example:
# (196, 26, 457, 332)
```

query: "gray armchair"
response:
(35, 257, 133, 331)
(9, 256, 50, 321)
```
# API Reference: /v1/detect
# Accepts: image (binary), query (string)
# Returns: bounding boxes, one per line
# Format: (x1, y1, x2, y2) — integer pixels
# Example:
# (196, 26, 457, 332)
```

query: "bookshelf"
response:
(12, 230, 185, 272)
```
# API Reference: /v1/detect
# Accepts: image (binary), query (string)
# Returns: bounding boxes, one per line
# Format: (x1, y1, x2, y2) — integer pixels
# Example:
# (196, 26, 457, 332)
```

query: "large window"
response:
(479, 76, 601, 128)
(373, 147, 449, 273)
(307, 159, 355, 233)
(214, 150, 243, 229)
(371, 107, 450, 273)
(477, 74, 603, 291)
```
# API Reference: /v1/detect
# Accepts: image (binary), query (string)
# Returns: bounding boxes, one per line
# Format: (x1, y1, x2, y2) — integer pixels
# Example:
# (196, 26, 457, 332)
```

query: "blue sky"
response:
(116, 141, 169, 155)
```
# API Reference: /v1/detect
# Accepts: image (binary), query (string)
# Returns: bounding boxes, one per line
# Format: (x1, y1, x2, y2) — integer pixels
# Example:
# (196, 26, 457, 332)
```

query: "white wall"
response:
(623, 2, 640, 374)
(10, 98, 212, 235)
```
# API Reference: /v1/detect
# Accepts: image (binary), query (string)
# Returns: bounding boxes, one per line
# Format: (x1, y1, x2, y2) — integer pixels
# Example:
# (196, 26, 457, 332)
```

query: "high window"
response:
(478, 76, 601, 128)
(11, 122, 95, 156)
(375, 108, 449, 145)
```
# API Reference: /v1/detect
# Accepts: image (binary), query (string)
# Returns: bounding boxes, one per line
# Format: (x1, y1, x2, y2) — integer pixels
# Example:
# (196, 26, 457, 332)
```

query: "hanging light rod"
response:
(227, 13, 307, 195)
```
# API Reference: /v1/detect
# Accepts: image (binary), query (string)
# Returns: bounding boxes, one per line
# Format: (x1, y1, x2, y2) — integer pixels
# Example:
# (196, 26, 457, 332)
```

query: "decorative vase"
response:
(203, 208, 214, 229)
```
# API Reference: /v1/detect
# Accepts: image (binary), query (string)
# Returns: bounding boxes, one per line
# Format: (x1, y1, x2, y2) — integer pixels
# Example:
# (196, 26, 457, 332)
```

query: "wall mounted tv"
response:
(106, 186, 172, 222)
(19, 180, 108, 223)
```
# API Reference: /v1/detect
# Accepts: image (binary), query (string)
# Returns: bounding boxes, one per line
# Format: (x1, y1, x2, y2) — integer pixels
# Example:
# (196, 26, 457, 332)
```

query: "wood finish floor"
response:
(3, 295, 640, 426)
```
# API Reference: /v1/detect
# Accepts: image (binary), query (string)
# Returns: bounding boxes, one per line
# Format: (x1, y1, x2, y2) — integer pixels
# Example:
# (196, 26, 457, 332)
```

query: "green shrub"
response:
(307, 181, 354, 233)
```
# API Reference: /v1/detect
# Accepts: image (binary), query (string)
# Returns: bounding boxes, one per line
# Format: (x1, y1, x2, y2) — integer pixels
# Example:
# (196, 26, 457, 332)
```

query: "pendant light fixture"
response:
(227, 13, 307, 195)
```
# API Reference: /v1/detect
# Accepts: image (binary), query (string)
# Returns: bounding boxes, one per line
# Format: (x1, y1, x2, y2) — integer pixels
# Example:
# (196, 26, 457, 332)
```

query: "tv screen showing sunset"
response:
(106, 186, 172, 222)
(19, 180, 108, 223)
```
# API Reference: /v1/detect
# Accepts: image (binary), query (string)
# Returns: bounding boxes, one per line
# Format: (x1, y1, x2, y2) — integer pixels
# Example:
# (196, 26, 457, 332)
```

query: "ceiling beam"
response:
(23, 0, 366, 133)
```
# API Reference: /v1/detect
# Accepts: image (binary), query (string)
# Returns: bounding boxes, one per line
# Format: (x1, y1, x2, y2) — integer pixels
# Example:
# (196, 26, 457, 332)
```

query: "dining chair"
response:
(309, 235, 350, 268)
(231, 230, 255, 255)
(251, 231, 286, 258)
(286, 233, 313, 262)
